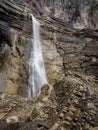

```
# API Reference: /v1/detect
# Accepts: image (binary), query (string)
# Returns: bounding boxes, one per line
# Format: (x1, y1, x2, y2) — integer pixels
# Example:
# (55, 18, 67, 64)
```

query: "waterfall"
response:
(28, 15, 47, 97)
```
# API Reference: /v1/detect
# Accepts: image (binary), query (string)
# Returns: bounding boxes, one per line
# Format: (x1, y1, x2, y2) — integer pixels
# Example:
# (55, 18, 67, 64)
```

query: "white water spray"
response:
(28, 15, 47, 97)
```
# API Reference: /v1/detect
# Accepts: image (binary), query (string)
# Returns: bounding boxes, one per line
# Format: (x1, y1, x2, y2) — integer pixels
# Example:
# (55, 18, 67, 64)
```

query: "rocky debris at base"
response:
(0, 81, 98, 130)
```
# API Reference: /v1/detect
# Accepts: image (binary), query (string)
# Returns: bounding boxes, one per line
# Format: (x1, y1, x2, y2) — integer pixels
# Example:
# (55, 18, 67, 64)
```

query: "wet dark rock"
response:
(0, 120, 7, 130)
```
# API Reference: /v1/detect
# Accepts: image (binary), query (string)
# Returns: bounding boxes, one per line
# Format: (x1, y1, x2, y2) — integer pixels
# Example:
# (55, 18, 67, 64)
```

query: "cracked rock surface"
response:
(0, 0, 98, 130)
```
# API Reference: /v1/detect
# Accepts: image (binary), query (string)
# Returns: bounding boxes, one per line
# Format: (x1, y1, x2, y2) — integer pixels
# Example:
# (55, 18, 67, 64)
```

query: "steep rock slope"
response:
(0, 0, 98, 130)
(36, 0, 98, 29)
(0, 0, 32, 96)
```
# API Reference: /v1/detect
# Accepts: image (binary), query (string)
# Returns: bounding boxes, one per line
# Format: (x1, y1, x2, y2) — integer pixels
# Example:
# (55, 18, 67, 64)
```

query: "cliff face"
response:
(0, 0, 98, 130)
(0, 0, 32, 96)
(37, 0, 98, 29)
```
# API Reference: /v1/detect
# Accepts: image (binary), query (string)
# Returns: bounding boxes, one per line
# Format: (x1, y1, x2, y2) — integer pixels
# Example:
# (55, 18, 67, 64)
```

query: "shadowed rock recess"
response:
(0, 0, 98, 130)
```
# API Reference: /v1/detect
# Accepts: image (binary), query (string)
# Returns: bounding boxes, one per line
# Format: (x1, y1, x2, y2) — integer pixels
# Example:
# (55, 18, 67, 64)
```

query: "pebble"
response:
(79, 86, 84, 92)
(59, 113, 64, 119)
(66, 116, 72, 121)
(76, 92, 83, 97)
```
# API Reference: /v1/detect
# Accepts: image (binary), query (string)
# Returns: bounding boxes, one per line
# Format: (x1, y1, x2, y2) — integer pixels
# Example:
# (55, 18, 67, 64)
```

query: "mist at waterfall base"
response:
(28, 15, 47, 97)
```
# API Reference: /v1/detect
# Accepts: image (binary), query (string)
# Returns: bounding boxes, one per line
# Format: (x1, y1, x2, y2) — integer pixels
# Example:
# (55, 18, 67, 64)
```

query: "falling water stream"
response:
(28, 15, 47, 97)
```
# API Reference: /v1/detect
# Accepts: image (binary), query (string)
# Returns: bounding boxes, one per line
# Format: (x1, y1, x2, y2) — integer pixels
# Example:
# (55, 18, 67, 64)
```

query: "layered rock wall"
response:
(0, 0, 32, 96)
(0, 0, 98, 130)
(41, 0, 98, 29)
